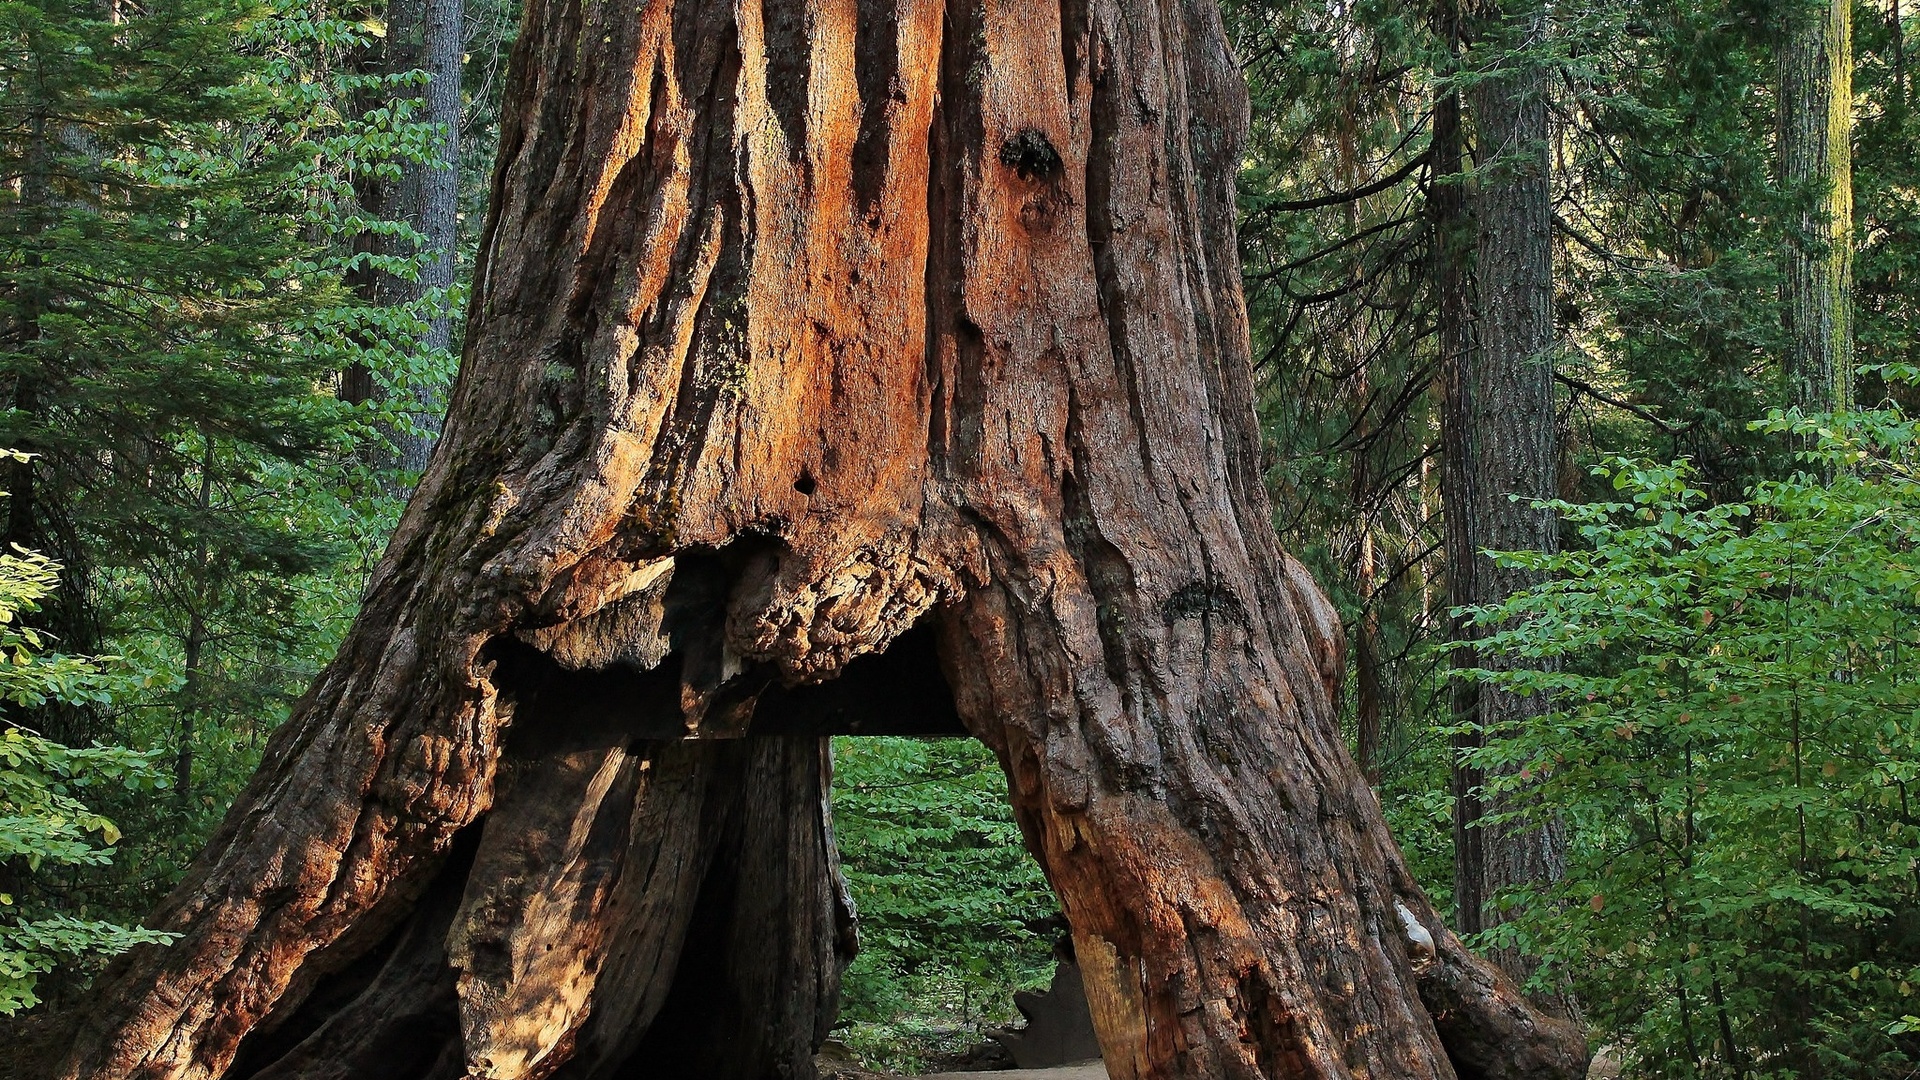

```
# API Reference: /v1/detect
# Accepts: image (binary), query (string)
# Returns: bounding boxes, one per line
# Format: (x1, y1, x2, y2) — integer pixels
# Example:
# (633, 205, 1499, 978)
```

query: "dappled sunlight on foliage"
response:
(0, 534, 173, 1015)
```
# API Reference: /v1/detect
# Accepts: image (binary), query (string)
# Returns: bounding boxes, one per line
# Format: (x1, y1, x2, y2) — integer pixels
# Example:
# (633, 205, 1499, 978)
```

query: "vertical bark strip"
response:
(403, 0, 465, 470)
(43, 3, 1588, 1079)
(1431, 0, 1483, 939)
(1779, 0, 1854, 411)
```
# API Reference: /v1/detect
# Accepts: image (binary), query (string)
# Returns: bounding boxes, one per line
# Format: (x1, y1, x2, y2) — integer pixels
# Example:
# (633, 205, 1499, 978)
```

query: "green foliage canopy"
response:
(829, 736, 1056, 1070)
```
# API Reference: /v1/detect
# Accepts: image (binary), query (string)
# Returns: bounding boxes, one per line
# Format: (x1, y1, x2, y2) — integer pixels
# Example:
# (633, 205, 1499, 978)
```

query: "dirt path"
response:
(843, 1051, 1621, 1079)
(819, 1063, 1108, 1080)
(914, 1066, 1107, 1080)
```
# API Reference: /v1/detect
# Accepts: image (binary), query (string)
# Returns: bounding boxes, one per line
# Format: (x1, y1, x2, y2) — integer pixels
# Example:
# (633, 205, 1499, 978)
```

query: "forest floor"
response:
(819, 1052, 1624, 1079)
(818, 1065, 1106, 1080)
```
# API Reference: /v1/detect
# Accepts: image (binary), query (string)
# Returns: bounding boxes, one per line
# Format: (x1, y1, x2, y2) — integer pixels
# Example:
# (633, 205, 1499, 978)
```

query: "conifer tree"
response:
(0, 0, 431, 915)
(1779, 0, 1855, 411)
(0, 0, 347, 751)
(1444, 0, 1564, 990)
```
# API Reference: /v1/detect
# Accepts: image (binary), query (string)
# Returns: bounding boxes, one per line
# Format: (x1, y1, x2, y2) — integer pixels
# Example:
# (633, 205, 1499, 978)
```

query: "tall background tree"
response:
(1443, 0, 1564, 985)
(1778, 0, 1855, 412)
(339, 0, 464, 473)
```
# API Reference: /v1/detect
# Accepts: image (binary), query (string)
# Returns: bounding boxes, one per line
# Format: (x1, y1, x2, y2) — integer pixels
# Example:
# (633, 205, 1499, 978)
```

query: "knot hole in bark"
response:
(1000, 128, 1062, 180)
(793, 468, 817, 496)
(1164, 579, 1248, 626)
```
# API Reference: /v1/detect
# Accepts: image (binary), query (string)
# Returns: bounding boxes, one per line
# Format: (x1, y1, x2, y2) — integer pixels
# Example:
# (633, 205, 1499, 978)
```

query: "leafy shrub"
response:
(0, 531, 172, 1014)
(1463, 408, 1920, 1077)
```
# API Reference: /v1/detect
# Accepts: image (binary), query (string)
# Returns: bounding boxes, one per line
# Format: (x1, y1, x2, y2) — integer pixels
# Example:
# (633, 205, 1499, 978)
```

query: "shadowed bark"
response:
(33, 2, 1588, 1078)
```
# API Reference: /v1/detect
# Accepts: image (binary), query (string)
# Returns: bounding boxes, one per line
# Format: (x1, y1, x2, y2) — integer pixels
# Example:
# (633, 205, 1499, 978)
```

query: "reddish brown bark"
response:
(34, 2, 1587, 1079)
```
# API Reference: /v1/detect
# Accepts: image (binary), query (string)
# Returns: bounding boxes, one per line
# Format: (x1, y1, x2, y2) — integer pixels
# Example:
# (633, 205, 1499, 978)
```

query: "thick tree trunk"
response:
(1439, 0, 1566, 998)
(1779, 0, 1853, 411)
(41, 3, 1586, 1079)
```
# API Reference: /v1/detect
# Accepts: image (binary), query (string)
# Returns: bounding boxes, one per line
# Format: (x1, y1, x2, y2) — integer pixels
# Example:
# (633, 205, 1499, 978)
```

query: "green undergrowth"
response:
(828, 735, 1056, 1072)
(1462, 405, 1920, 1077)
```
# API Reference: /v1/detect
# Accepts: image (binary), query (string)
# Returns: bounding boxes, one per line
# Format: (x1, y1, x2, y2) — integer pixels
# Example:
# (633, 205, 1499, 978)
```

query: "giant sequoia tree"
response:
(29, 3, 1587, 1078)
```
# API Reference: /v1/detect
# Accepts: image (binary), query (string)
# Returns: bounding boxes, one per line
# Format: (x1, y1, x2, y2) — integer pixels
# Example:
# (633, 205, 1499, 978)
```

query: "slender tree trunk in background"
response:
(1429, 6, 1483, 936)
(176, 609, 205, 804)
(1336, 149, 1386, 786)
(173, 442, 216, 805)
(391, 0, 463, 471)
(3, 110, 51, 558)
(35, 4, 1587, 1079)
(1779, 0, 1853, 411)
(1896, 0, 1907, 118)
(4, 113, 51, 583)
(1354, 521, 1384, 783)
(342, 0, 463, 471)
(1348, 380, 1384, 785)
(2, 387, 36, 555)
(1441, 0, 1566, 995)
(337, 19, 395, 414)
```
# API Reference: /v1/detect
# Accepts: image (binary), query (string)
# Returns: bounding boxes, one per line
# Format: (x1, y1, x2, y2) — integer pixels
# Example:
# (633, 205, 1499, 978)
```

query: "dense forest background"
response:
(1, 0, 1917, 1076)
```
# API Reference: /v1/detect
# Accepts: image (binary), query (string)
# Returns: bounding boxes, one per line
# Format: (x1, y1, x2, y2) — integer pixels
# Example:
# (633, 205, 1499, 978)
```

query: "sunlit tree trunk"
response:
(1779, 0, 1854, 411)
(38, 4, 1587, 1079)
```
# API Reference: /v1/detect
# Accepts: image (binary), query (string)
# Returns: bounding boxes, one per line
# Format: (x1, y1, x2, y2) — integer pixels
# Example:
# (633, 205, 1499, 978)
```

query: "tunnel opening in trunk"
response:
(224, 576, 1069, 1080)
